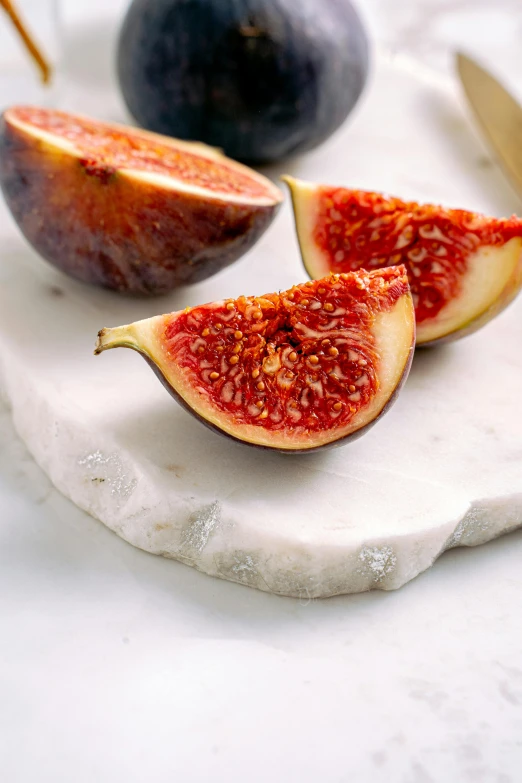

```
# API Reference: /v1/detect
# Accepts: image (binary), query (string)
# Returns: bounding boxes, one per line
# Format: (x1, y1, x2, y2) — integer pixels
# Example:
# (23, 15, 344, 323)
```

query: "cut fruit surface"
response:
(285, 177, 522, 344)
(0, 106, 282, 294)
(11, 107, 277, 202)
(95, 267, 415, 453)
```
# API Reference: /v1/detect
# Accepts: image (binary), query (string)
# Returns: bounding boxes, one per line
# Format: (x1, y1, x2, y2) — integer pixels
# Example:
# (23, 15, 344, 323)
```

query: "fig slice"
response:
(94, 267, 415, 453)
(0, 106, 283, 295)
(284, 177, 522, 345)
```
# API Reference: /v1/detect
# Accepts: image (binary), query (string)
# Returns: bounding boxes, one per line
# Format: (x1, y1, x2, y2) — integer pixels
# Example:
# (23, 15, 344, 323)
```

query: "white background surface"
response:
(2, 1, 522, 781)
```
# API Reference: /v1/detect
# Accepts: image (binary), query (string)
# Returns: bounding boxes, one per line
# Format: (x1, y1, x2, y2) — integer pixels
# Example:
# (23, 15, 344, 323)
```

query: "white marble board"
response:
(1, 55, 522, 600)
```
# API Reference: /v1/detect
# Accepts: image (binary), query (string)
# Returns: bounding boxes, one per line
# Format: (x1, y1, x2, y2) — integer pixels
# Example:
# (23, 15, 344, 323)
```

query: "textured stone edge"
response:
(1, 340, 521, 600)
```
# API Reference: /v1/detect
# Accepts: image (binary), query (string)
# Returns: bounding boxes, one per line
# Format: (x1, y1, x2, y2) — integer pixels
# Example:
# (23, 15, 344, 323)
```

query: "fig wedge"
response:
(0, 106, 282, 295)
(95, 267, 415, 453)
(285, 176, 522, 345)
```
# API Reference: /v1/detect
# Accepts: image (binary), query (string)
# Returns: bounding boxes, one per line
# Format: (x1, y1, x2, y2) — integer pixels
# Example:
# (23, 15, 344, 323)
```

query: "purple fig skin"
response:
(117, 0, 369, 163)
(95, 335, 415, 454)
(0, 109, 282, 296)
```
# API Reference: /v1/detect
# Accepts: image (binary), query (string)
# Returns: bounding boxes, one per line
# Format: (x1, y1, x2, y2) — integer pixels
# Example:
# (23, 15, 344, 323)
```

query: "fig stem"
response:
(94, 325, 139, 355)
(0, 0, 52, 84)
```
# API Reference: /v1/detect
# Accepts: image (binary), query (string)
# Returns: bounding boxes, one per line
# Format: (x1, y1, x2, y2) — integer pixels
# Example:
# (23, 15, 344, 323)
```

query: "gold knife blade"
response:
(456, 52, 522, 200)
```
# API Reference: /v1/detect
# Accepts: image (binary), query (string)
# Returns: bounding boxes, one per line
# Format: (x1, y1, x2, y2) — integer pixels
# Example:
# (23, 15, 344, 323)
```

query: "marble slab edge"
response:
(1, 337, 521, 600)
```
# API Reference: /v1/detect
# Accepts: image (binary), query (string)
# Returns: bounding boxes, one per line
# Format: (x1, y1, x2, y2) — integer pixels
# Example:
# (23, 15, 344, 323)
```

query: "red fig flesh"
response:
(0, 106, 282, 294)
(95, 267, 415, 452)
(285, 177, 522, 345)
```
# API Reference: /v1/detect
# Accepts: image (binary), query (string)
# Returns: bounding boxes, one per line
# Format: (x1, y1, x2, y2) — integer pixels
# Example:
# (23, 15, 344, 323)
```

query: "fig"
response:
(94, 267, 415, 453)
(117, 0, 369, 163)
(0, 106, 282, 295)
(285, 177, 522, 345)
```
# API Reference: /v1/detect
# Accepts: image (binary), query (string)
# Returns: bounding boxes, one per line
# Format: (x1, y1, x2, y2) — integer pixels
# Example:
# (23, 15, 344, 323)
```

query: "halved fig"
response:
(0, 106, 282, 295)
(284, 177, 522, 345)
(95, 267, 415, 453)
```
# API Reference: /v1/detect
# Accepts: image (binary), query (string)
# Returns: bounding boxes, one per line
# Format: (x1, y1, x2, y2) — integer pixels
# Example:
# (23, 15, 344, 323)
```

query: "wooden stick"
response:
(0, 0, 52, 84)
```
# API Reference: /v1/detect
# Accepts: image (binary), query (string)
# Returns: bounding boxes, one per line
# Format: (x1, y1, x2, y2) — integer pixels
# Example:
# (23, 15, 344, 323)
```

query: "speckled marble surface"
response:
(2, 1, 522, 780)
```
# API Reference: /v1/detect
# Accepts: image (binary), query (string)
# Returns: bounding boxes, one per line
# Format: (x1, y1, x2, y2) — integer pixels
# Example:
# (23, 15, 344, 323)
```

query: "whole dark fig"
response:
(117, 0, 369, 163)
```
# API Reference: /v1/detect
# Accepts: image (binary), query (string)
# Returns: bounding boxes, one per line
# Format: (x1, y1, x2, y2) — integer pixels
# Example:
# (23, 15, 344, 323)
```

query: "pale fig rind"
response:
(284, 176, 522, 346)
(419, 245, 522, 346)
(95, 269, 415, 453)
(0, 107, 283, 295)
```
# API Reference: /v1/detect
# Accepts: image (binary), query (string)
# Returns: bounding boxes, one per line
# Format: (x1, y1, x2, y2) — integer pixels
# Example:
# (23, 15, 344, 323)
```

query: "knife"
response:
(456, 52, 522, 200)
